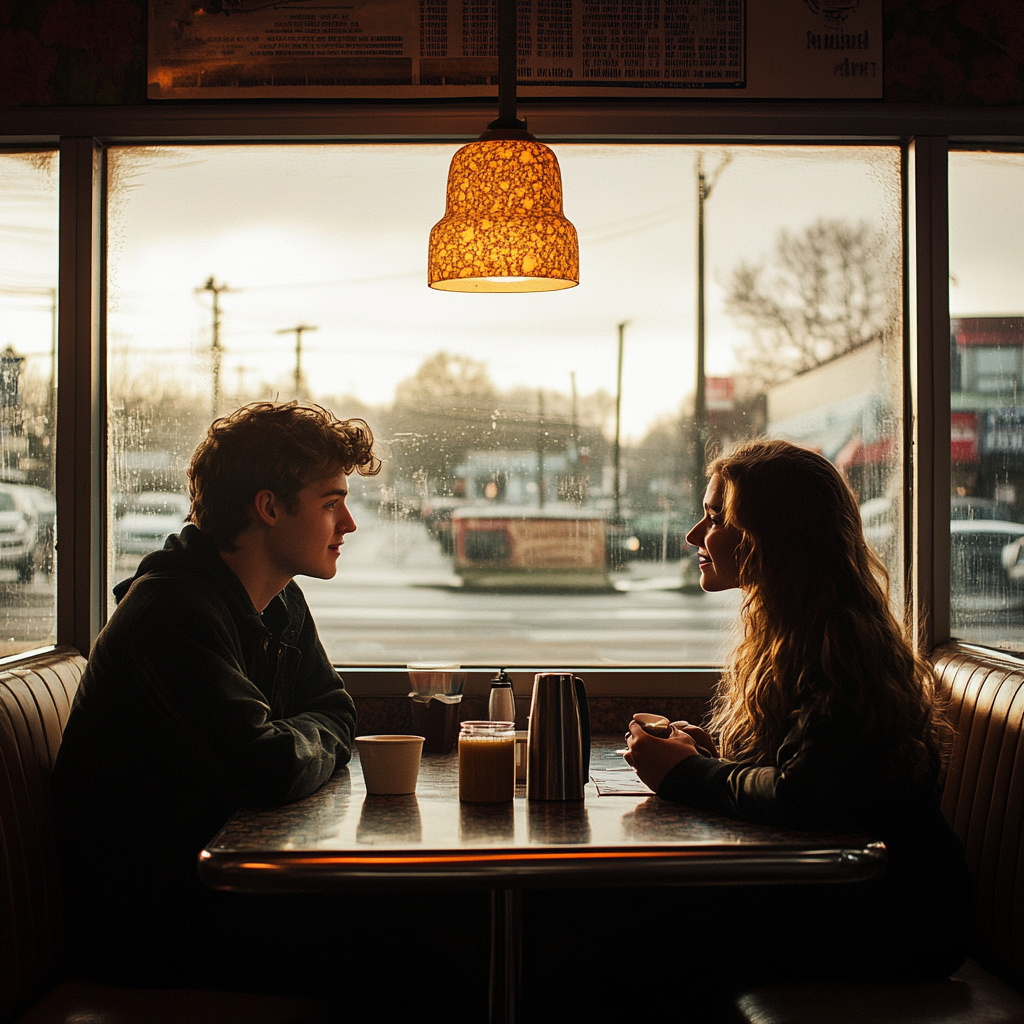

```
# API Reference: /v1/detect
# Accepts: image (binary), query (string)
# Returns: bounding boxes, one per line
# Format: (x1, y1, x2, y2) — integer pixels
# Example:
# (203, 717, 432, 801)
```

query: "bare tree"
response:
(386, 352, 499, 494)
(393, 351, 496, 409)
(725, 218, 893, 388)
(385, 351, 613, 500)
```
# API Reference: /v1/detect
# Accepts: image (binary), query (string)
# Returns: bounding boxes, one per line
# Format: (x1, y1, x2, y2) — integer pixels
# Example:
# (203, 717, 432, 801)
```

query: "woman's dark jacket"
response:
(657, 700, 975, 980)
(52, 525, 356, 965)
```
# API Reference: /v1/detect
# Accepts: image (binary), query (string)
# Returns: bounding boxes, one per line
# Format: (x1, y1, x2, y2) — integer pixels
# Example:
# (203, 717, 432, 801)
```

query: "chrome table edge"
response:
(199, 841, 886, 892)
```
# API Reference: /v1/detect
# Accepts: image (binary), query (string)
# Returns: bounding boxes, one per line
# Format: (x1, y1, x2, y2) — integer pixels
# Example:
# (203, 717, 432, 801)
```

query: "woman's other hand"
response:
(624, 720, 700, 792)
(671, 721, 718, 758)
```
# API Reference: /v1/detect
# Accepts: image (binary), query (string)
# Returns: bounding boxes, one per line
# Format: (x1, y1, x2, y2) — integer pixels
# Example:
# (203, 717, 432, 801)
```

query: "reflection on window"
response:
(106, 143, 902, 666)
(949, 151, 1024, 649)
(0, 151, 57, 658)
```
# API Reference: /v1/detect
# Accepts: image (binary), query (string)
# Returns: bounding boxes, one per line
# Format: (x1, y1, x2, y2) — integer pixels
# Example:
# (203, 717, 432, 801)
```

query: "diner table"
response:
(200, 737, 886, 1024)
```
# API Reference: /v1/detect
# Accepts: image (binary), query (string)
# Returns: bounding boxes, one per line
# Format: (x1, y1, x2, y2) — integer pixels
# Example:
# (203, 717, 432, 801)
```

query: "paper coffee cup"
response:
(355, 735, 425, 795)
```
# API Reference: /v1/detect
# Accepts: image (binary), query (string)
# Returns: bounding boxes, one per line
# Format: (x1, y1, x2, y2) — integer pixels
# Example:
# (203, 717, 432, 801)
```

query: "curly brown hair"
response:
(705, 438, 946, 785)
(188, 401, 381, 550)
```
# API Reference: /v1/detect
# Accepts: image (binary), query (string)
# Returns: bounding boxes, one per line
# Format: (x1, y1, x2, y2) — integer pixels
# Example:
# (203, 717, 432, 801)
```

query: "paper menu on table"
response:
(591, 769, 654, 797)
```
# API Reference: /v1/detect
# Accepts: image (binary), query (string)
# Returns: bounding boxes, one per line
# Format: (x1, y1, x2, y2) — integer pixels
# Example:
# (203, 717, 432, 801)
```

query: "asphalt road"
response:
(299, 512, 741, 665)
(0, 576, 56, 657)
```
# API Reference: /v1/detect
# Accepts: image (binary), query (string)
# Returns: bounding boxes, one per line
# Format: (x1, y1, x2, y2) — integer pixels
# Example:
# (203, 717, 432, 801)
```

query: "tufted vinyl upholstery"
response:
(0, 648, 84, 1021)
(731, 642, 1024, 1024)
(0, 648, 334, 1024)
(933, 643, 1024, 984)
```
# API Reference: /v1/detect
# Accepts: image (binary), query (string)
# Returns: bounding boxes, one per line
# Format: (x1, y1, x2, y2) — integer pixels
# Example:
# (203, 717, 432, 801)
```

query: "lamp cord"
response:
(490, 0, 528, 132)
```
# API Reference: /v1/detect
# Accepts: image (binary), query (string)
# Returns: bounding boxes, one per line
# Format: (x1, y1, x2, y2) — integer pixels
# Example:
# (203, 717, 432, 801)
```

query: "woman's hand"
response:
(624, 719, 701, 792)
(670, 721, 718, 758)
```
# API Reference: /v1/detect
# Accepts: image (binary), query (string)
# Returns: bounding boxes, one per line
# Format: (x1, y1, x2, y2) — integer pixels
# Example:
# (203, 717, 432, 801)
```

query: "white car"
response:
(19, 486, 55, 575)
(114, 491, 190, 556)
(0, 484, 40, 582)
(952, 519, 1024, 616)
(861, 498, 1024, 616)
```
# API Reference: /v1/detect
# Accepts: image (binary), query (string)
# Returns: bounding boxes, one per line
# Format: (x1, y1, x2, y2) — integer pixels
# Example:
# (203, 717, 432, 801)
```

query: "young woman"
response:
(625, 438, 974, 984)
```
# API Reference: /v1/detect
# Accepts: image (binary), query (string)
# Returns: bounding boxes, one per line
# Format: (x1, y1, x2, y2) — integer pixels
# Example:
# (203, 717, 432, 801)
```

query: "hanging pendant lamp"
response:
(427, 0, 578, 292)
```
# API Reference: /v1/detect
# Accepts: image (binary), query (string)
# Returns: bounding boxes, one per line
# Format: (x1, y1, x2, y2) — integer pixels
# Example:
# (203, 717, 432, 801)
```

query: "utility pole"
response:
(47, 287, 56, 444)
(276, 324, 318, 401)
(196, 277, 235, 419)
(568, 370, 580, 502)
(537, 388, 546, 509)
(690, 152, 731, 520)
(570, 370, 579, 452)
(613, 321, 627, 522)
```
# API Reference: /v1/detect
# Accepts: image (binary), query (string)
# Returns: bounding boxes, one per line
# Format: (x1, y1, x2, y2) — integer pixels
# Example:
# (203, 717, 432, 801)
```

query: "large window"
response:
(948, 150, 1024, 650)
(0, 151, 57, 658)
(104, 142, 903, 666)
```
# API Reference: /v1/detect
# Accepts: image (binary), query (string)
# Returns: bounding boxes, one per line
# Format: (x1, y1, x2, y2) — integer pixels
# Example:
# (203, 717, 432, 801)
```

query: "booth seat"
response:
(731, 643, 1024, 1024)
(0, 647, 334, 1024)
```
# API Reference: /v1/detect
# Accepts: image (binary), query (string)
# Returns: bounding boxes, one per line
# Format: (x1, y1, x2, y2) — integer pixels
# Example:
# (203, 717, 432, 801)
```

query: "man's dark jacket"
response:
(52, 525, 356, 969)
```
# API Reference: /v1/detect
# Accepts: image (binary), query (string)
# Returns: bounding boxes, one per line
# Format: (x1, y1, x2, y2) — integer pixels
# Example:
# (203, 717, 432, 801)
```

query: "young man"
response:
(52, 402, 380, 990)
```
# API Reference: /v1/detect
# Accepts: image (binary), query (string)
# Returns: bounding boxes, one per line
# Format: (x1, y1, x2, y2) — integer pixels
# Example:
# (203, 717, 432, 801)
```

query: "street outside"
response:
(302, 506, 740, 665)
(0, 505, 742, 664)
(5, 505, 1024, 663)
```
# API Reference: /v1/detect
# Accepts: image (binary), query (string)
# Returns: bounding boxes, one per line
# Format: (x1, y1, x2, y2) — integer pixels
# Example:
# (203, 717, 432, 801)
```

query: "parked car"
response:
(951, 519, 1024, 615)
(862, 498, 1024, 615)
(114, 491, 190, 556)
(19, 486, 55, 575)
(998, 530, 1024, 587)
(0, 483, 40, 582)
(421, 503, 456, 555)
(859, 496, 895, 553)
(620, 512, 692, 562)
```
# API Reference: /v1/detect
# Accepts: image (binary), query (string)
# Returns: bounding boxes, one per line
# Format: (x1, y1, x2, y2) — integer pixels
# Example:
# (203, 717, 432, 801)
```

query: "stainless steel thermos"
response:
(527, 672, 590, 800)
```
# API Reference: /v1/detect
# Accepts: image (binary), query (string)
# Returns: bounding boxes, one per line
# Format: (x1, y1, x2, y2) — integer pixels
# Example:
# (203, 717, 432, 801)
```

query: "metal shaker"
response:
(527, 672, 590, 801)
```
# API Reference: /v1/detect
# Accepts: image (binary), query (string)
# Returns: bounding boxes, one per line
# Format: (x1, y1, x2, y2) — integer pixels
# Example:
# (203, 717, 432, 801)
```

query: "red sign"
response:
(706, 377, 735, 411)
(951, 412, 979, 464)
(953, 317, 1024, 347)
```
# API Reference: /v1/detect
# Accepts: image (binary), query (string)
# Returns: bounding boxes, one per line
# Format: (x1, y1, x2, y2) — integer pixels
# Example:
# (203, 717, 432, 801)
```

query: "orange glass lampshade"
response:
(428, 132, 579, 293)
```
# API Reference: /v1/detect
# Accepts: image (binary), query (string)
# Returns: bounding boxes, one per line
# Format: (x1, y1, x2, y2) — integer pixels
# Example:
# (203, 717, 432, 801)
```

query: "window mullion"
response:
(908, 136, 951, 652)
(56, 137, 106, 654)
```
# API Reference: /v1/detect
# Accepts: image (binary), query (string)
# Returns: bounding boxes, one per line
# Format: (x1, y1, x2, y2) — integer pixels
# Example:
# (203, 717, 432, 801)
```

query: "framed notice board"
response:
(148, 0, 881, 101)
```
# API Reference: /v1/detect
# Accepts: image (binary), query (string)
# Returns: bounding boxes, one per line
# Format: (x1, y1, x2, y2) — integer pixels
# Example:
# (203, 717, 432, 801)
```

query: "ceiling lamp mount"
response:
(427, 0, 579, 293)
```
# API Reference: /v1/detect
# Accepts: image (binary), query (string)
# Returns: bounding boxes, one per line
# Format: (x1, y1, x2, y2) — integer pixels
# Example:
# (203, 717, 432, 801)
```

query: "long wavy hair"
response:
(706, 438, 945, 784)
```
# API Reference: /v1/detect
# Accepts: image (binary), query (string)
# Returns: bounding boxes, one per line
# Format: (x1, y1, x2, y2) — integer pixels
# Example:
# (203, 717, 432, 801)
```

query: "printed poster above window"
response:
(147, 0, 881, 101)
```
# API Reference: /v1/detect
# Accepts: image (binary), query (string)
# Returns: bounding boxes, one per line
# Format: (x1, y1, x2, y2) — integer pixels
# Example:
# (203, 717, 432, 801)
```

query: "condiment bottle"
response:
(488, 668, 515, 724)
(459, 720, 515, 802)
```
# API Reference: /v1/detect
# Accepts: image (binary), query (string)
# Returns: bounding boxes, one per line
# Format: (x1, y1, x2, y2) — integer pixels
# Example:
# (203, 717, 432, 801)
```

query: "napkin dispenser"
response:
(527, 672, 590, 801)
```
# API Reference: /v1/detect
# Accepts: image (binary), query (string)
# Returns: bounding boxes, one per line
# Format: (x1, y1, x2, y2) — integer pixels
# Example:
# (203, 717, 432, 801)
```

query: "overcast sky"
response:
(2, 145, 1021, 441)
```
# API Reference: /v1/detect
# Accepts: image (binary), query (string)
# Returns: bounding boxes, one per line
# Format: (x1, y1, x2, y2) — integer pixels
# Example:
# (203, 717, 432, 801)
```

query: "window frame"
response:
(4, 100, 1022, 693)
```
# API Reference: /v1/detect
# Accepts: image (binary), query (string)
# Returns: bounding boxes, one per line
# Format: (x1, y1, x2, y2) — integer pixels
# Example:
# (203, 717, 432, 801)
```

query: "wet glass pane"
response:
(949, 150, 1024, 648)
(0, 151, 57, 657)
(106, 143, 901, 666)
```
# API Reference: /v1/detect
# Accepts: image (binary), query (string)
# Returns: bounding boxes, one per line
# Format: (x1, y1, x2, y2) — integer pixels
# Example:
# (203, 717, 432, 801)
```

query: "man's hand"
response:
(624, 719, 700, 792)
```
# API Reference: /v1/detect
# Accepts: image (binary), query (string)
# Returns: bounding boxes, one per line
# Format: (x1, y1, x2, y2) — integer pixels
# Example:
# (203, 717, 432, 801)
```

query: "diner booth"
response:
(3, 5, 1024, 1024)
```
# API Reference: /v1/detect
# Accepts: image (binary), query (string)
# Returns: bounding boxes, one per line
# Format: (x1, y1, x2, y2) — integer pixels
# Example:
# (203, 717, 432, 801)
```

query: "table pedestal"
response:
(489, 888, 522, 1024)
